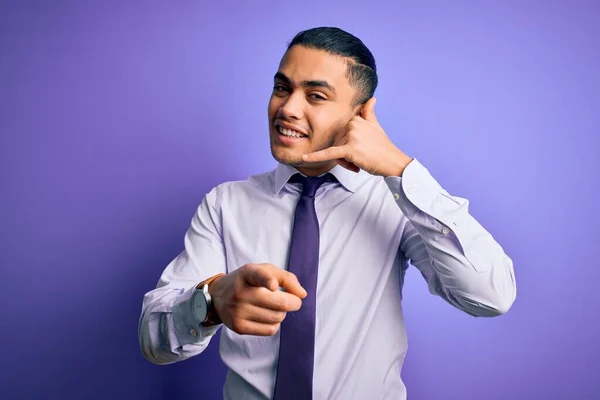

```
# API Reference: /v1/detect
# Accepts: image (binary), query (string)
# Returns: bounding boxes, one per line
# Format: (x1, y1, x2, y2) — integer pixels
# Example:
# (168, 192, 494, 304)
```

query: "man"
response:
(139, 27, 516, 400)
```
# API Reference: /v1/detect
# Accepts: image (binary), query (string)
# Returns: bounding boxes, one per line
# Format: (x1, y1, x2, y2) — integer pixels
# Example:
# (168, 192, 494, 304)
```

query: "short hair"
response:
(287, 27, 378, 106)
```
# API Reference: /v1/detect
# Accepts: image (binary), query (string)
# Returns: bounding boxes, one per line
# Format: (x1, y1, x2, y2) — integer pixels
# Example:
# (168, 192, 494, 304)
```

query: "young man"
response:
(139, 27, 517, 400)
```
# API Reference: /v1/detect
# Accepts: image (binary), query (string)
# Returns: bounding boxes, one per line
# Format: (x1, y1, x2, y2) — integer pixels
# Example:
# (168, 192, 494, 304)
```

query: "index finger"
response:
(244, 264, 307, 298)
(302, 145, 348, 163)
(270, 267, 307, 299)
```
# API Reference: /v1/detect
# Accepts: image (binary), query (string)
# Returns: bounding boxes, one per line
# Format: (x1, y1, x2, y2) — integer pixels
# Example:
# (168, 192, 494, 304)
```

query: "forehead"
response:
(277, 46, 352, 92)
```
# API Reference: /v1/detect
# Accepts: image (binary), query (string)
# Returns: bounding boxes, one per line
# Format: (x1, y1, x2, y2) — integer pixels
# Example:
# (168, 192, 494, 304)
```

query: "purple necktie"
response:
(273, 172, 336, 400)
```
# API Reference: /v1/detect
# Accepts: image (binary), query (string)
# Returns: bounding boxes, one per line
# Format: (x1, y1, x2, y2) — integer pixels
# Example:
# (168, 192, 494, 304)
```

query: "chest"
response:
(220, 189, 404, 289)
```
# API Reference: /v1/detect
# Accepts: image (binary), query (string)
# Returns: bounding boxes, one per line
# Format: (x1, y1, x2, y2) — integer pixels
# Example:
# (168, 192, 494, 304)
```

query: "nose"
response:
(279, 91, 304, 120)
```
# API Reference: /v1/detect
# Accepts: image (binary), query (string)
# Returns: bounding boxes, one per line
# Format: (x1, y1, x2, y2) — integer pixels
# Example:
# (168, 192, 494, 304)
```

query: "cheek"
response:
(268, 96, 279, 118)
(309, 109, 343, 141)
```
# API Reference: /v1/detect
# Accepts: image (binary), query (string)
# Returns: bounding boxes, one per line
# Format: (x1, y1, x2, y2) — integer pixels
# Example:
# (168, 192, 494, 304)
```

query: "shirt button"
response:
(393, 193, 400, 201)
(190, 328, 198, 337)
(442, 228, 450, 235)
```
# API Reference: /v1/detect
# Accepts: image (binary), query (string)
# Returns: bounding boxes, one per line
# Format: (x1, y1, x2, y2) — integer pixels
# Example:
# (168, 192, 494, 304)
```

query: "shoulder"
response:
(206, 168, 276, 208)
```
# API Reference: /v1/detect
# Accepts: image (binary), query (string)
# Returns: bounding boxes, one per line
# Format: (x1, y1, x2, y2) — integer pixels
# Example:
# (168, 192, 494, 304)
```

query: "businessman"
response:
(139, 27, 517, 400)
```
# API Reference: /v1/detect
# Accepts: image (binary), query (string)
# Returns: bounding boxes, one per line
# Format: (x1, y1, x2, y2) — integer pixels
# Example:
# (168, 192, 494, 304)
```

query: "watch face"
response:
(192, 291, 208, 322)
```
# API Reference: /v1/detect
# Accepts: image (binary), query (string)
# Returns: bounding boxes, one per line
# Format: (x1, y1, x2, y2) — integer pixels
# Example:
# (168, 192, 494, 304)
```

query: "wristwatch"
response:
(191, 273, 225, 327)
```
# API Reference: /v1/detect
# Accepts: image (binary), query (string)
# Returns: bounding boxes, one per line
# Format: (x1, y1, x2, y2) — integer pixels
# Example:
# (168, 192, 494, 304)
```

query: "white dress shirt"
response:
(138, 159, 516, 400)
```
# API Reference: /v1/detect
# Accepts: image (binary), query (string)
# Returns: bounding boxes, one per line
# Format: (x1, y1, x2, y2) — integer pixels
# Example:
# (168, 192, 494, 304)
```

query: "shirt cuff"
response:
(172, 285, 222, 347)
(384, 158, 468, 234)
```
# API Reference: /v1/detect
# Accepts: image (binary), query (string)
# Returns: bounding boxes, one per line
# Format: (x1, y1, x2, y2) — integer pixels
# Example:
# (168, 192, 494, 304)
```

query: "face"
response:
(268, 45, 361, 176)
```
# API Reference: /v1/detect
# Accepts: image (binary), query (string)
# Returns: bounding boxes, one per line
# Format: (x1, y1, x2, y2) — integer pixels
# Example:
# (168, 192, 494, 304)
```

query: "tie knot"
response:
(289, 173, 336, 197)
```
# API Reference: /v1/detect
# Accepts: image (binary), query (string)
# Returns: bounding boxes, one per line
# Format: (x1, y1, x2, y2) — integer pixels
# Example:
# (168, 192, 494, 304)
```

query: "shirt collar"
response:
(273, 162, 366, 195)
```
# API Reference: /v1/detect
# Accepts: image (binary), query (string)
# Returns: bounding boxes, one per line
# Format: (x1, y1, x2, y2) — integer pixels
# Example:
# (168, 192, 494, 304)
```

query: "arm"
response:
(138, 187, 226, 365)
(300, 97, 516, 315)
(385, 159, 517, 317)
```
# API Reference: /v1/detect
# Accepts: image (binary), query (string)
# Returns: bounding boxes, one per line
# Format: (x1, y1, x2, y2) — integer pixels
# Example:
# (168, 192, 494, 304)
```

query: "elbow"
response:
(466, 259, 517, 317)
(450, 285, 516, 318)
(487, 269, 517, 317)
(481, 294, 514, 317)
(472, 287, 517, 317)
(489, 288, 516, 316)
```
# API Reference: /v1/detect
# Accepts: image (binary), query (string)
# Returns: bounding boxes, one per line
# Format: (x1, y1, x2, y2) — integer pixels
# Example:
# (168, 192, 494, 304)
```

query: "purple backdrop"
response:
(1, 1, 598, 399)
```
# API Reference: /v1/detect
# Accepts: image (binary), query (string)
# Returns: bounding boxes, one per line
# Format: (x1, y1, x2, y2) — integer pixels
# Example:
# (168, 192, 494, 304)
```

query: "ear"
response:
(360, 97, 377, 121)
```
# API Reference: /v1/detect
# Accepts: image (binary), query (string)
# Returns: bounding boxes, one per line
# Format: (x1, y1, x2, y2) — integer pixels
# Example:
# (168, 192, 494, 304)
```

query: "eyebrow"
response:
(274, 72, 337, 94)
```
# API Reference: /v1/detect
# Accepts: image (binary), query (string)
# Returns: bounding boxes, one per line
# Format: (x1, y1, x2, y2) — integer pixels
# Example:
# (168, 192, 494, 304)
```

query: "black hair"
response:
(287, 27, 378, 106)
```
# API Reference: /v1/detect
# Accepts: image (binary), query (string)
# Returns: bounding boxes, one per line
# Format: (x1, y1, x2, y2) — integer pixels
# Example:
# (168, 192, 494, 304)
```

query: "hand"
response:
(302, 97, 413, 177)
(208, 263, 307, 336)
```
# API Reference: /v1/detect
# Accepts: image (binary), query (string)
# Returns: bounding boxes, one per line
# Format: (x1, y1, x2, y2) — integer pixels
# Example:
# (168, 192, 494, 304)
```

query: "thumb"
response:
(361, 97, 377, 122)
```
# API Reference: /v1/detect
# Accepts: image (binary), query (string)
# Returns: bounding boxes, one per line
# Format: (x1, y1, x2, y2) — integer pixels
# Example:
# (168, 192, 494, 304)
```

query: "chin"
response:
(269, 132, 307, 165)
(270, 145, 305, 166)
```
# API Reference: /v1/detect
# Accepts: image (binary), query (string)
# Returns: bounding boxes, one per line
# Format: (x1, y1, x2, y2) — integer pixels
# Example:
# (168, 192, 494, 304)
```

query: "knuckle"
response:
(230, 318, 243, 332)
(237, 320, 251, 334)
(268, 324, 280, 336)
(240, 264, 252, 273)
(231, 287, 243, 302)
(228, 307, 242, 323)
(290, 299, 301, 311)
(268, 312, 280, 323)
(278, 297, 290, 310)
(244, 263, 260, 277)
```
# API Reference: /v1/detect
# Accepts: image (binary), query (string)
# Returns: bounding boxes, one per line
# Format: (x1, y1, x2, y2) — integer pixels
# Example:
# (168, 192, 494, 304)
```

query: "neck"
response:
(295, 161, 336, 177)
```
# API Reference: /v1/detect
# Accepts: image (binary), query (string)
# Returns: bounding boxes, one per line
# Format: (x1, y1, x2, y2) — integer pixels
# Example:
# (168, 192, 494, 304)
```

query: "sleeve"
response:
(138, 187, 227, 364)
(384, 159, 517, 317)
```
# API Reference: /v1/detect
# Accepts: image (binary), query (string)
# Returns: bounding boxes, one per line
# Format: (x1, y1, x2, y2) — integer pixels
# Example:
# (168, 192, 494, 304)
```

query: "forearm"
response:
(139, 284, 221, 365)
(138, 187, 227, 363)
(387, 159, 517, 316)
(400, 209, 516, 316)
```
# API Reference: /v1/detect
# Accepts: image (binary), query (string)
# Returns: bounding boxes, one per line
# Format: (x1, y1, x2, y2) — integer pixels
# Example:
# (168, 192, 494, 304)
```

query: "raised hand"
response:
(302, 97, 413, 177)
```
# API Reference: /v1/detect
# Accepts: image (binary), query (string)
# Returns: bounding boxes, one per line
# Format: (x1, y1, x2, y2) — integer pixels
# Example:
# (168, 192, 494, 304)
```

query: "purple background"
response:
(1, 1, 598, 399)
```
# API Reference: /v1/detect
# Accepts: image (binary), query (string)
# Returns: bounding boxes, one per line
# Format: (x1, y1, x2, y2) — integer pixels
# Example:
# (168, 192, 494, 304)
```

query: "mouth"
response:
(274, 122, 309, 144)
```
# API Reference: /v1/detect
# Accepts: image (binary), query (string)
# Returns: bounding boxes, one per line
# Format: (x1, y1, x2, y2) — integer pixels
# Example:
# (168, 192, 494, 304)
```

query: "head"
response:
(268, 27, 378, 176)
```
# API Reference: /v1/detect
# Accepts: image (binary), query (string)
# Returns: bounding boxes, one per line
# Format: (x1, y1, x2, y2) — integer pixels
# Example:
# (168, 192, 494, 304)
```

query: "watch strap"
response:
(196, 273, 226, 327)
(196, 273, 226, 290)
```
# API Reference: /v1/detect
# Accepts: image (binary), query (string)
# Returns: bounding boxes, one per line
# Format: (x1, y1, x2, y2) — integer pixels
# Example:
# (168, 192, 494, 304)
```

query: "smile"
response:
(277, 126, 307, 138)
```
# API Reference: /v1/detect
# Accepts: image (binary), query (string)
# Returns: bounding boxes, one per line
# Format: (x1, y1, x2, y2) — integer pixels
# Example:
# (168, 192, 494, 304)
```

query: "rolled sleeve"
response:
(172, 285, 222, 347)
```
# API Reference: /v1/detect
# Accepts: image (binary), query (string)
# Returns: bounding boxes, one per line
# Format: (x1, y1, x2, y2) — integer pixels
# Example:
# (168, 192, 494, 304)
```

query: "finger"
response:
(331, 124, 350, 147)
(244, 303, 287, 324)
(302, 146, 348, 163)
(337, 159, 360, 173)
(230, 319, 281, 336)
(270, 268, 307, 298)
(243, 264, 307, 298)
(250, 287, 303, 312)
(243, 264, 279, 291)
(360, 97, 377, 122)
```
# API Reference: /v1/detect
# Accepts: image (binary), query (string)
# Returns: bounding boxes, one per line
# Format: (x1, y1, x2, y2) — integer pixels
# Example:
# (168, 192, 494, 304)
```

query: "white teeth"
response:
(278, 126, 305, 138)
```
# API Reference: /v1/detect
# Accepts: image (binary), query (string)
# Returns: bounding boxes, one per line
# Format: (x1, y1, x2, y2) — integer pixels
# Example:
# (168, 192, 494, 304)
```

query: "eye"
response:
(273, 84, 289, 93)
(309, 93, 326, 101)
